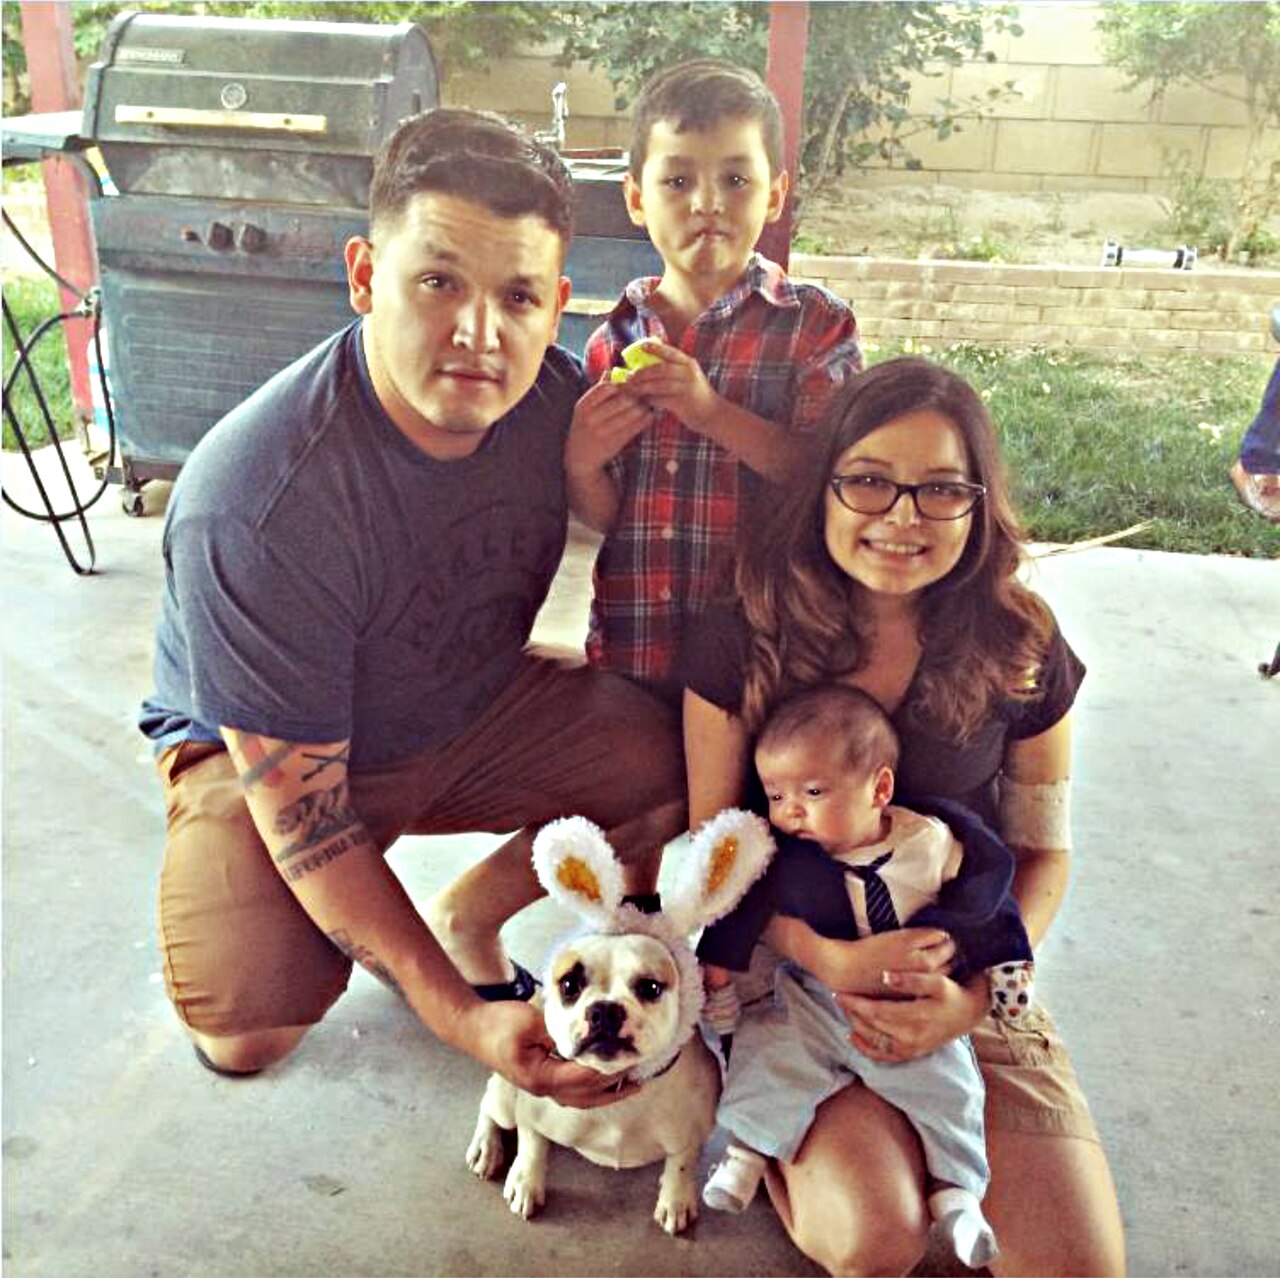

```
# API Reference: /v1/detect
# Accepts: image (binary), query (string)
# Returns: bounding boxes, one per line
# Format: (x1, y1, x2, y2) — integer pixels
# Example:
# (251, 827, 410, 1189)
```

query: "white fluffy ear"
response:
(532, 816, 626, 927)
(663, 809, 775, 937)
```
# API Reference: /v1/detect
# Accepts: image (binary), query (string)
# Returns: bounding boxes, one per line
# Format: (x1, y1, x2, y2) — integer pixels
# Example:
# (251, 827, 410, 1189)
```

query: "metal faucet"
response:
(535, 81, 568, 150)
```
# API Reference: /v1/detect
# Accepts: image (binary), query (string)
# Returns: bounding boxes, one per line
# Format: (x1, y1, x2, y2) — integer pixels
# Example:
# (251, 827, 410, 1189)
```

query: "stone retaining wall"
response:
(790, 255, 1279, 359)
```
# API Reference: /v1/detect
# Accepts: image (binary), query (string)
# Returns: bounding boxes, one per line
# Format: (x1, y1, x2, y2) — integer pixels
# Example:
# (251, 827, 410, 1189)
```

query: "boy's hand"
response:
(566, 377, 651, 478)
(623, 341, 720, 435)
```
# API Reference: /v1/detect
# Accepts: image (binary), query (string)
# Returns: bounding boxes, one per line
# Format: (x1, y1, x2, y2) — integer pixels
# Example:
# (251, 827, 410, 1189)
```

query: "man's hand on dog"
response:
(469, 1001, 640, 1108)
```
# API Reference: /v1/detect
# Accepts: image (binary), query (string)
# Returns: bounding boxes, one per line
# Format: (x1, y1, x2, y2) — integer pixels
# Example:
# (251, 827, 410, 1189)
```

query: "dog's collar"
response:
(617, 1048, 682, 1090)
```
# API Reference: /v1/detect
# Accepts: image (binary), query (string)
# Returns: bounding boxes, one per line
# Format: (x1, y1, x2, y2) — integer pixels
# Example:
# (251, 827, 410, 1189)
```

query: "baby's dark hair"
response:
(370, 107, 574, 253)
(757, 684, 900, 777)
(628, 58, 784, 180)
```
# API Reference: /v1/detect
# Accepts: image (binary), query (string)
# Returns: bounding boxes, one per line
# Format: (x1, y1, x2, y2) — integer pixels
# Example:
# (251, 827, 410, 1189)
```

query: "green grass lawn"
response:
(3, 275, 1275, 557)
(868, 340, 1277, 559)
(3, 276, 78, 450)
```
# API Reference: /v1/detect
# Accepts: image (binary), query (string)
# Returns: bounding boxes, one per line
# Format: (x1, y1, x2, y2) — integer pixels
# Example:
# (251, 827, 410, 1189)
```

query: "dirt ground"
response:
(798, 179, 1258, 270)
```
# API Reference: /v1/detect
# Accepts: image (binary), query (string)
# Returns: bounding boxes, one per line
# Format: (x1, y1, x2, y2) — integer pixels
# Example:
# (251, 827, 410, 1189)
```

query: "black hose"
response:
(2, 205, 119, 574)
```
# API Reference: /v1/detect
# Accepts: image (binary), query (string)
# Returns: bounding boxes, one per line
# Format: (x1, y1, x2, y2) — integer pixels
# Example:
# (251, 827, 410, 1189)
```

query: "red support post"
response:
(17, 0, 97, 420)
(758, 0, 810, 269)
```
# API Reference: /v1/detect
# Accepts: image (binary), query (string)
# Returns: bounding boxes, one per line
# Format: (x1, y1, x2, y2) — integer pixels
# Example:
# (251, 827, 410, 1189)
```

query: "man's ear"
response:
(623, 172, 647, 229)
(763, 169, 790, 226)
(344, 236, 374, 315)
(872, 764, 895, 810)
(550, 274, 573, 342)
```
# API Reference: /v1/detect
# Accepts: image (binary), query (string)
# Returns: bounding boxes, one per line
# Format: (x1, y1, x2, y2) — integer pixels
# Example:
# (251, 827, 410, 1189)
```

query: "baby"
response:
(697, 684, 1035, 1268)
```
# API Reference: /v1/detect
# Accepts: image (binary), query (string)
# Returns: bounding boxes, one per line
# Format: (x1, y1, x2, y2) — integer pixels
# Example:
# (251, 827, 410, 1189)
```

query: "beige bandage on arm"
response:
(998, 776, 1072, 853)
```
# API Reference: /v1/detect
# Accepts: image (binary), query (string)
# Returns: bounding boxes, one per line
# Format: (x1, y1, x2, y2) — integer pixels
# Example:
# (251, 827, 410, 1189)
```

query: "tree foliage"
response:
(547, 2, 1022, 192)
(1096, 2, 1280, 256)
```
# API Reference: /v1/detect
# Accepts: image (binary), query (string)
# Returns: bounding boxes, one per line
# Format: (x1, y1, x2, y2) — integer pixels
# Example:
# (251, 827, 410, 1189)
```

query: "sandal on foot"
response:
(472, 960, 539, 1003)
(1229, 461, 1280, 523)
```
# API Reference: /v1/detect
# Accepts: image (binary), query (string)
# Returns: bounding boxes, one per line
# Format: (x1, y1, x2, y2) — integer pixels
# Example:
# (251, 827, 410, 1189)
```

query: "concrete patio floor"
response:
(2, 448, 1278, 1277)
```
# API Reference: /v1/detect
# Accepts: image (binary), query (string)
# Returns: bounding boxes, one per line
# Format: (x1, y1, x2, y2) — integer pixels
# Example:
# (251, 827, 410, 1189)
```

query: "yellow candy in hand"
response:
(622, 340, 663, 371)
(611, 339, 663, 382)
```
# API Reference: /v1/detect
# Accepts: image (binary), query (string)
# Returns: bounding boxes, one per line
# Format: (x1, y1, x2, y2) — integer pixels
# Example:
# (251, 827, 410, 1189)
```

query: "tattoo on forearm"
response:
(300, 746, 350, 783)
(328, 928, 402, 996)
(278, 834, 364, 882)
(274, 782, 361, 857)
(272, 781, 374, 882)
(231, 738, 296, 790)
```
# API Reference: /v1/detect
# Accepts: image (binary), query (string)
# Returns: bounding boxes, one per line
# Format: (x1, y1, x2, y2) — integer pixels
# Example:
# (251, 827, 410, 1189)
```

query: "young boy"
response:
(567, 59, 863, 705)
(697, 685, 1036, 1269)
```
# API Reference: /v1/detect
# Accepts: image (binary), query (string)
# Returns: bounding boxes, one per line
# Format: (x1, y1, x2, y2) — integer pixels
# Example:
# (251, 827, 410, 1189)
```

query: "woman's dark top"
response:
(679, 601, 1085, 828)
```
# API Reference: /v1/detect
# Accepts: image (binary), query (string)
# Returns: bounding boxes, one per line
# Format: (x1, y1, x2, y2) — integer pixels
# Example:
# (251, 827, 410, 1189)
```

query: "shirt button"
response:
(665, 459, 679, 475)
(661, 526, 674, 540)
(659, 587, 672, 602)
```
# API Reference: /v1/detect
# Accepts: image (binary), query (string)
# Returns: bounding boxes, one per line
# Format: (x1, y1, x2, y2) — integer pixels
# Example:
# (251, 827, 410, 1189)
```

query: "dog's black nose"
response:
(586, 1001, 625, 1035)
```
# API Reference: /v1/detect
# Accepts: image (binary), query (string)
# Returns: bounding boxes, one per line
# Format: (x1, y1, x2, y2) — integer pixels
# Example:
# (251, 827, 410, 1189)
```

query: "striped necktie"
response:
(845, 851, 899, 934)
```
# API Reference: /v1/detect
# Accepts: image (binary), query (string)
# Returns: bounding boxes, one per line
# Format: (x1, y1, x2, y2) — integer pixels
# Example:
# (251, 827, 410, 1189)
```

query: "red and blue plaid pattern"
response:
(583, 254, 863, 683)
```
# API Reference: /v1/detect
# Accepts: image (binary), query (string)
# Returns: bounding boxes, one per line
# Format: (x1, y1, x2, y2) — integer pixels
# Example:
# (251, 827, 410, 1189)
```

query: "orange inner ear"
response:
(707, 836, 739, 894)
(557, 856, 602, 901)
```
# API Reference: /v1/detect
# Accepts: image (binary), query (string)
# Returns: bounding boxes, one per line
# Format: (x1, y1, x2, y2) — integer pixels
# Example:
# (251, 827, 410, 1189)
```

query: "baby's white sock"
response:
(928, 1186, 999, 1269)
(702, 1144, 767, 1213)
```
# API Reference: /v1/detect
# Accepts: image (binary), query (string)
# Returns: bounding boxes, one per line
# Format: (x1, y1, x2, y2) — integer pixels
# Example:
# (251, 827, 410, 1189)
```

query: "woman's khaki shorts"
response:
(156, 650, 684, 1038)
(972, 1002, 1098, 1143)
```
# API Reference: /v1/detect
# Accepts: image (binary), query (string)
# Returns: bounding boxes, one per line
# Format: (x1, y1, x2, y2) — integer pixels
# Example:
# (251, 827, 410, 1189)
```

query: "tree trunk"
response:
(811, 81, 857, 194)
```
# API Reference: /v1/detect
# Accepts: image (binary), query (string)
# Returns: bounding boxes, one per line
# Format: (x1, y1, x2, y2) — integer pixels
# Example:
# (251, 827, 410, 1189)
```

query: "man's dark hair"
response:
(370, 107, 574, 251)
(757, 684, 900, 776)
(628, 58, 784, 180)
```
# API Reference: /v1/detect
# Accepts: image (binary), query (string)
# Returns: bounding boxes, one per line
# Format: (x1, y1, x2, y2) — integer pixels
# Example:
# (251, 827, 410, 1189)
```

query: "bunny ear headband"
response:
(531, 809, 775, 1078)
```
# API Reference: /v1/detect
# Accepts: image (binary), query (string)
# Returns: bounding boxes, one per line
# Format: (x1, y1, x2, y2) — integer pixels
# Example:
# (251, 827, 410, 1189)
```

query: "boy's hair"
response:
(370, 107, 575, 253)
(628, 58, 784, 180)
(757, 684, 900, 777)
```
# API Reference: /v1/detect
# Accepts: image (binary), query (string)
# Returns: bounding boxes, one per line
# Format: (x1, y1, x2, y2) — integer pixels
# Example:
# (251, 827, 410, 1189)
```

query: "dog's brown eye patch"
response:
(633, 977, 665, 1003)
(558, 962, 586, 1004)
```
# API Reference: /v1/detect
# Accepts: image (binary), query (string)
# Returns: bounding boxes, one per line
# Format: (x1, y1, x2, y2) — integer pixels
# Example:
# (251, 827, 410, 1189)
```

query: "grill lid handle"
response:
(113, 105, 327, 135)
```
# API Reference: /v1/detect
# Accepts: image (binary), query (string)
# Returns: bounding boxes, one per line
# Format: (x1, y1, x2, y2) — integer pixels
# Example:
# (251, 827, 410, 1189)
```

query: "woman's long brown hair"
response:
(738, 357, 1054, 736)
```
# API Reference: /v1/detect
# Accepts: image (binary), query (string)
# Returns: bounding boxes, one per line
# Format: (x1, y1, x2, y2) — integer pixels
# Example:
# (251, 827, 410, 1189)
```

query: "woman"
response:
(682, 357, 1125, 1275)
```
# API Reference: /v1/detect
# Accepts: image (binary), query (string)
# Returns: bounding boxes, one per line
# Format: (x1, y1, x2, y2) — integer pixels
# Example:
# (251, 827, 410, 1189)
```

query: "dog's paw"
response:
(503, 1163, 546, 1220)
(654, 1186, 699, 1235)
(465, 1117, 505, 1181)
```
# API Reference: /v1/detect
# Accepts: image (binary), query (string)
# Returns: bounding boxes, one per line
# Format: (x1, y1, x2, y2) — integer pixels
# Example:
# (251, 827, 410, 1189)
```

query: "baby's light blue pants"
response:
(717, 964, 989, 1197)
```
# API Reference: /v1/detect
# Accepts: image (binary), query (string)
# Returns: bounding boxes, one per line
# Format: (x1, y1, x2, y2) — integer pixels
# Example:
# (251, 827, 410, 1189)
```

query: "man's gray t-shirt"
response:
(140, 319, 585, 767)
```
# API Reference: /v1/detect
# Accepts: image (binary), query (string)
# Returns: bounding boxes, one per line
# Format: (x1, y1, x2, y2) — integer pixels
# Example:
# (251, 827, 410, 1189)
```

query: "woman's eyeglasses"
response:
(829, 474, 986, 521)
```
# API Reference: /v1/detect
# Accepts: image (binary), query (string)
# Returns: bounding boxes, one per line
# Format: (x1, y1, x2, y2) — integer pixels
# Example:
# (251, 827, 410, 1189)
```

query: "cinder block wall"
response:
(444, 2, 1278, 194)
(858, 3, 1276, 193)
(790, 255, 1279, 360)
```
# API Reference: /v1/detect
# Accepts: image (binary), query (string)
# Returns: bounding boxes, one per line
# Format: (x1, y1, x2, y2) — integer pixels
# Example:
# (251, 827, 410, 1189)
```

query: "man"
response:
(140, 109, 684, 1105)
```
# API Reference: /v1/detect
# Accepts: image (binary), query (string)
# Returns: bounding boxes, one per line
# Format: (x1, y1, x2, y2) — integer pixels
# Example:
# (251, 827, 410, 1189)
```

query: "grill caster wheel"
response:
(122, 489, 146, 517)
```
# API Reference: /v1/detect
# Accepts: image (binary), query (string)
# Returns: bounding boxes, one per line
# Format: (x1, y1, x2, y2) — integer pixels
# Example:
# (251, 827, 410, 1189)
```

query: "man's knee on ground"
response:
(193, 1024, 310, 1074)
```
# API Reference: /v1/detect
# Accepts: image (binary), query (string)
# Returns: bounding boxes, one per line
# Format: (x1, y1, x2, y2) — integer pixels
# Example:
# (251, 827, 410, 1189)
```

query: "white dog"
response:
(465, 811, 774, 1234)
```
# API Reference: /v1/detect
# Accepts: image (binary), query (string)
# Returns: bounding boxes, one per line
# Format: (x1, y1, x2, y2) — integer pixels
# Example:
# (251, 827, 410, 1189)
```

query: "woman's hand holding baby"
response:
(765, 917, 955, 994)
(838, 972, 988, 1063)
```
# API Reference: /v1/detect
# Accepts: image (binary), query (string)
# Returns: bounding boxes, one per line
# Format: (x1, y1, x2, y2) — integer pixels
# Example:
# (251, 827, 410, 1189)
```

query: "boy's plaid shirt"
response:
(582, 254, 863, 684)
